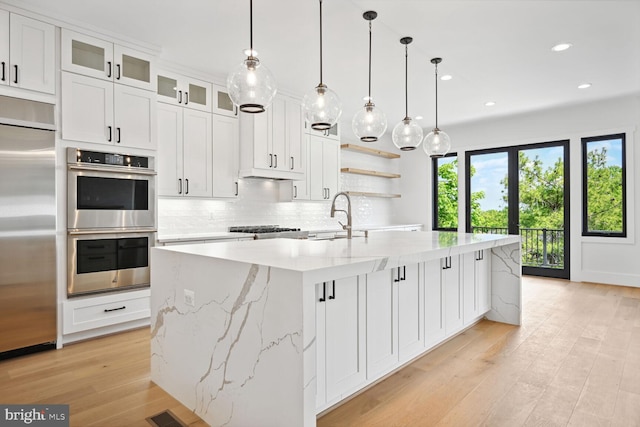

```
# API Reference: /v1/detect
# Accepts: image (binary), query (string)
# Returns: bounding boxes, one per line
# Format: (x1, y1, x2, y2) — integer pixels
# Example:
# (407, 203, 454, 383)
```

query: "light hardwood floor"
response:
(1, 277, 639, 426)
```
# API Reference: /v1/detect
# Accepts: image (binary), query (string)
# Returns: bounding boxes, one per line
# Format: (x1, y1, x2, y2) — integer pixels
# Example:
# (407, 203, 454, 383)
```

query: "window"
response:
(582, 133, 626, 237)
(432, 153, 458, 231)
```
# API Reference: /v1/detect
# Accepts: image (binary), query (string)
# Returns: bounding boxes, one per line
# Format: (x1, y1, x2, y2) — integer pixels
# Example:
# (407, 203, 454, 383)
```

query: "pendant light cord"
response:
(404, 44, 408, 118)
(434, 61, 439, 128)
(319, 0, 323, 84)
(249, 0, 254, 54)
(368, 21, 372, 101)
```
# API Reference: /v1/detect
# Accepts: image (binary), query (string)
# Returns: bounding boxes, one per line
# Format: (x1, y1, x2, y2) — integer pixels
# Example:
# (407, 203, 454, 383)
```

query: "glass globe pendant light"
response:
(226, 0, 277, 114)
(423, 57, 451, 157)
(352, 11, 387, 143)
(302, 0, 342, 131)
(392, 37, 423, 151)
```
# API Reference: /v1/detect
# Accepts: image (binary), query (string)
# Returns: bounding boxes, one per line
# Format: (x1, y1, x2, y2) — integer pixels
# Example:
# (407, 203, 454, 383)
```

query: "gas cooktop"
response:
(228, 226, 308, 239)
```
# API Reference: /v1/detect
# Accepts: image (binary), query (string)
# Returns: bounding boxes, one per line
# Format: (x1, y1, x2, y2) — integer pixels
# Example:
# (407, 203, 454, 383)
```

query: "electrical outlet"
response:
(184, 289, 195, 307)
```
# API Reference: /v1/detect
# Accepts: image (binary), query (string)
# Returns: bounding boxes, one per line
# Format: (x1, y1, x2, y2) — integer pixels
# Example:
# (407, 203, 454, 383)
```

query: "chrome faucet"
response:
(330, 192, 352, 239)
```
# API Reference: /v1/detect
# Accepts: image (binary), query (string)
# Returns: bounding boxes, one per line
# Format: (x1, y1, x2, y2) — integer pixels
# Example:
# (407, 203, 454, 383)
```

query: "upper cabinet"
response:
(62, 29, 155, 91)
(212, 84, 237, 117)
(0, 11, 55, 94)
(157, 70, 211, 112)
(238, 94, 304, 180)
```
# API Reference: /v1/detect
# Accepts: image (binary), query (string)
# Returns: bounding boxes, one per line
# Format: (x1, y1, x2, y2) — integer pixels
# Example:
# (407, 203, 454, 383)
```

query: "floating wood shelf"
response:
(341, 144, 400, 159)
(344, 191, 401, 199)
(341, 168, 401, 179)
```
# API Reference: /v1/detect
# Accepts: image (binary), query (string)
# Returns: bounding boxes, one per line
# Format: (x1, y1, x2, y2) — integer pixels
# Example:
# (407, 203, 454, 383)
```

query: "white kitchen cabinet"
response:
(316, 276, 366, 408)
(157, 103, 212, 198)
(62, 29, 155, 91)
(212, 114, 239, 198)
(61, 72, 156, 149)
(442, 255, 463, 336)
(305, 120, 340, 141)
(424, 259, 445, 348)
(463, 250, 492, 326)
(309, 134, 340, 200)
(157, 70, 211, 112)
(238, 94, 304, 180)
(366, 263, 423, 380)
(0, 12, 55, 94)
(213, 84, 237, 117)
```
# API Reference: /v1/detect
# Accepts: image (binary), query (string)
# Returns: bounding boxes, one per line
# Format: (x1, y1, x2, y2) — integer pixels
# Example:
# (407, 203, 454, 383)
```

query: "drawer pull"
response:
(104, 306, 126, 313)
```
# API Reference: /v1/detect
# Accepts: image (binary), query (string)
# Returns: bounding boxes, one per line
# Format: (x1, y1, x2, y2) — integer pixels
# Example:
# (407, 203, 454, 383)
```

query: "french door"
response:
(465, 140, 570, 279)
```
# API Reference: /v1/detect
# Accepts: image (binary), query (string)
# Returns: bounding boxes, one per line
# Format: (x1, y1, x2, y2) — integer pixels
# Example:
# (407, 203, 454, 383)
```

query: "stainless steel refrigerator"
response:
(0, 95, 56, 357)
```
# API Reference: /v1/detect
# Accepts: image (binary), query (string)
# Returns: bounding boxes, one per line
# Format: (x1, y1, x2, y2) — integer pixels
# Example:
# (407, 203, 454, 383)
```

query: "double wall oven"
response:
(67, 148, 156, 297)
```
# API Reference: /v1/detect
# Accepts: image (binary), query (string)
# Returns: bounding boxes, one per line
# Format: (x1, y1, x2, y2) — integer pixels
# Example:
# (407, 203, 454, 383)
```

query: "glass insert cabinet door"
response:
(62, 29, 155, 91)
(213, 84, 237, 117)
(157, 71, 212, 113)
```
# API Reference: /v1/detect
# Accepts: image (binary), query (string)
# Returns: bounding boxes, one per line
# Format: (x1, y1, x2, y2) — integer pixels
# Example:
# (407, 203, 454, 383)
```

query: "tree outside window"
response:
(582, 134, 626, 237)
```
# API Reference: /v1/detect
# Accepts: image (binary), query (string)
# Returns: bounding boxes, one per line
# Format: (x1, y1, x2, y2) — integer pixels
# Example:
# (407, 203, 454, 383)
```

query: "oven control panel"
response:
(72, 149, 150, 169)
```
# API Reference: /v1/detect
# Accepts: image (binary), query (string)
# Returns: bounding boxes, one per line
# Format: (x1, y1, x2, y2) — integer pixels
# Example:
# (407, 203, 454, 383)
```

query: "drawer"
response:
(63, 289, 150, 334)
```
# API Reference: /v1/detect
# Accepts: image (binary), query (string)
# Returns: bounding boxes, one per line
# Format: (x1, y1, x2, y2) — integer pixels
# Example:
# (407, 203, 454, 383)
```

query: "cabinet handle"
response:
(178, 90, 182, 103)
(274, 154, 278, 168)
(402, 266, 406, 281)
(290, 156, 294, 170)
(107, 126, 112, 142)
(185, 179, 189, 195)
(178, 178, 182, 194)
(269, 154, 273, 168)
(13, 65, 18, 84)
(116, 127, 121, 143)
(319, 282, 326, 302)
(234, 106, 238, 116)
(1, 62, 5, 81)
(442, 256, 452, 270)
(293, 185, 297, 198)
(185, 92, 189, 105)
(329, 280, 336, 300)
(394, 267, 401, 283)
(116, 64, 121, 80)
(107, 61, 112, 78)
(235, 182, 239, 196)
(476, 250, 484, 261)
(104, 306, 126, 313)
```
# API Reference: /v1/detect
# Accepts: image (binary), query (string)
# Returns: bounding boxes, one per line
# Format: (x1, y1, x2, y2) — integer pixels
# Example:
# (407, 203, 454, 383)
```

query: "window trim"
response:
(581, 133, 627, 238)
(432, 152, 458, 231)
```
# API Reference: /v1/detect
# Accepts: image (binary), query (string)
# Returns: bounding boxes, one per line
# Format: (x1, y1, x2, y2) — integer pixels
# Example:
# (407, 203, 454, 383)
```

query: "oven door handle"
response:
(68, 164, 157, 176)
(68, 228, 157, 236)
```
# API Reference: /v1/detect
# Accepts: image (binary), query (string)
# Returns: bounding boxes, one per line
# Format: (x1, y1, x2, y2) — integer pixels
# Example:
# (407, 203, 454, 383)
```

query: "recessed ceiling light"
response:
(578, 83, 592, 89)
(484, 101, 496, 107)
(415, 115, 423, 120)
(440, 75, 452, 81)
(551, 43, 572, 52)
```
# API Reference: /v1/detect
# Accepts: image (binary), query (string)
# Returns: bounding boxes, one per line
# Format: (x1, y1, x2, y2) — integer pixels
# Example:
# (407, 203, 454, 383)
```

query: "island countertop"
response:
(156, 231, 521, 273)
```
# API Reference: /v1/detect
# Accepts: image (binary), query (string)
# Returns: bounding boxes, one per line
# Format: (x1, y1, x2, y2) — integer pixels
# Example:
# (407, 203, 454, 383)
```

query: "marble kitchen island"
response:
(150, 231, 521, 427)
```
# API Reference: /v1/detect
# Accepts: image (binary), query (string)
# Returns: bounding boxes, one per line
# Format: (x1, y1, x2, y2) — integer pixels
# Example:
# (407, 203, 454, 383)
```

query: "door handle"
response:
(116, 127, 121, 143)
(107, 61, 112, 78)
(116, 64, 121, 80)
(185, 179, 189, 195)
(401, 266, 406, 281)
(13, 65, 18, 84)
(185, 92, 189, 105)
(290, 156, 294, 170)
(235, 182, 239, 196)
(394, 267, 401, 282)
(1, 62, 5, 81)
(178, 90, 182, 104)
(293, 185, 297, 198)
(329, 280, 336, 300)
(319, 282, 326, 302)
(178, 178, 182, 194)
(269, 154, 273, 168)
(107, 126, 112, 142)
(274, 154, 278, 168)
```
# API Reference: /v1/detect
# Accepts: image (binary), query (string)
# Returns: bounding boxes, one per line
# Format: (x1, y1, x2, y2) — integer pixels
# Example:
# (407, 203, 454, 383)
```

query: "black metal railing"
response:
(472, 226, 564, 269)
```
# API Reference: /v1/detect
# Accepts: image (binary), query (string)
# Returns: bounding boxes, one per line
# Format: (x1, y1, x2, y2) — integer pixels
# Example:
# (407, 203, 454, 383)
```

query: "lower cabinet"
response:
(424, 259, 445, 348)
(316, 275, 366, 408)
(442, 255, 463, 336)
(366, 264, 423, 380)
(463, 250, 492, 325)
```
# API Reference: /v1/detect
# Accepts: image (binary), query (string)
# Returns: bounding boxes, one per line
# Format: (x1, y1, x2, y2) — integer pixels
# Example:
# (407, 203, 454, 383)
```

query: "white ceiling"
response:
(7, 0, 640, 132)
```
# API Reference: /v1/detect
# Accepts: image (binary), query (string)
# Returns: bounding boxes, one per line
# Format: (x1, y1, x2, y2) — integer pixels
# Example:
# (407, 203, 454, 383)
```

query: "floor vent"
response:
(146, 410, 188, 427)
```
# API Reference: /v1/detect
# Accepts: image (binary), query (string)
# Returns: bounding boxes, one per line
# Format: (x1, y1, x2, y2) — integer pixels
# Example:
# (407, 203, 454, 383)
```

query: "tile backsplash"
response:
(158, 178, 393, 235)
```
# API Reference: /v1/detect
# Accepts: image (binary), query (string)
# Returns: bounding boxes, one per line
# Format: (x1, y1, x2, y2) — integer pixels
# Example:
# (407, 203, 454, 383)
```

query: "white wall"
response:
(397, 94, 640, 287)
